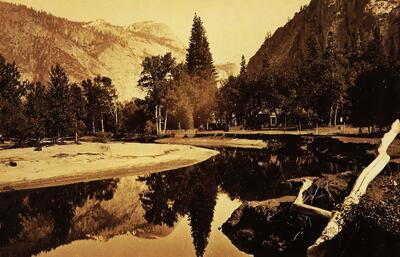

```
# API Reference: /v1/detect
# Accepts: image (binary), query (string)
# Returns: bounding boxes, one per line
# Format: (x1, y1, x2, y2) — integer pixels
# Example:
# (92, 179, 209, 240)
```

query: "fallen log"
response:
(307, 119, 400, 257)
(289, 177, 333, 220)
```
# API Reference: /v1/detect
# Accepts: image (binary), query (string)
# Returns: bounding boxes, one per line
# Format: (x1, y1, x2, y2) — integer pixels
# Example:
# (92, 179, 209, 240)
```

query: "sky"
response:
(4, 0, 310, 64)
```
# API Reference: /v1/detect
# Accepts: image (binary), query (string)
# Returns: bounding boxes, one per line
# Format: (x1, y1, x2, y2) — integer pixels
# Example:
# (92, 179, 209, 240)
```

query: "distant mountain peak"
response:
(0, 2, 186, 101)
(126, 21, 183, 42)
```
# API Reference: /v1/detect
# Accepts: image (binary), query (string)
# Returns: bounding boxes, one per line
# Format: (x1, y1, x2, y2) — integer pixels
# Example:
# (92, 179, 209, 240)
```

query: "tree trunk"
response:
(115, 106, 118, 134)
(334, 105, 338, 126)
(101, 115, 105, 133)
(159, 107, 162, 135)
(92, 114, 96, 134)
(155, 105, 159, 136)
(284, 117, 287, 134)
(75, 119, 78, 144)
(164, 110, 168, 133)
(307, 119, 400, 257)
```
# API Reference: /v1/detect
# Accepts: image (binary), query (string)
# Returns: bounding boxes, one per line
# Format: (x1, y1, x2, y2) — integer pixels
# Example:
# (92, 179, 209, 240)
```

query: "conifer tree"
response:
(362, 26, 387, 70)
(185, 14, 218, 128)
(298, 36, 324, 118)
(82, 78, 98, 134)
(186, 14, 216, 81)
(321, 32, 346, 125)
(0, 54, 26, 138)
(26, 81, 48, 143)
(70, 83, 86, 142)
(94, 76, 117, 133)
(239, 55, 247, 77)
(47, 64, 72, 140)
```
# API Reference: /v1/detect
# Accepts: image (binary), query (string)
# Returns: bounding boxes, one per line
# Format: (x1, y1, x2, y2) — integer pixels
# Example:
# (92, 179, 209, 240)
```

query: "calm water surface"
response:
(0, 147, 359, 257)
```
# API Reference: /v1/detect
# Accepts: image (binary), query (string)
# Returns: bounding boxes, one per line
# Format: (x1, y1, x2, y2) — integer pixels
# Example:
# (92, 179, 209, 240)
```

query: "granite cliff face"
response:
(0, 2, 237, 100)
(0, 2, 186, 101)
(247, 0, 400, 76)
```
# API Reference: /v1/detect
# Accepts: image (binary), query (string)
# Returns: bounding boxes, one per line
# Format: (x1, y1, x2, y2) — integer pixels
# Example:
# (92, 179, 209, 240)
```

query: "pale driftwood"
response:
(289, 177, 333, 220)
(307, 119, 400, 257)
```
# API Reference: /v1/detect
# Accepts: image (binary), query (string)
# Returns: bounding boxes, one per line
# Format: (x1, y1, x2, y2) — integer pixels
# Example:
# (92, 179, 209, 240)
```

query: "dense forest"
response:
(218, 28, 400, 132)
(0, 14, 399, 146)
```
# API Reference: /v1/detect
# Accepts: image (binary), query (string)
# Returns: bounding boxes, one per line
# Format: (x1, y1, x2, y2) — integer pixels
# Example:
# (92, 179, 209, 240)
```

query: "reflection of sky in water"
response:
(35, 193, 249, 257)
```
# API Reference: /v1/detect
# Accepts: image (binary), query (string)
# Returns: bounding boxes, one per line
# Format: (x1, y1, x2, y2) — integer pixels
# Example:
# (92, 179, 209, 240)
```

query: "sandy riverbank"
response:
(156, 137, 268, 149)
(0, 142, 219, 192)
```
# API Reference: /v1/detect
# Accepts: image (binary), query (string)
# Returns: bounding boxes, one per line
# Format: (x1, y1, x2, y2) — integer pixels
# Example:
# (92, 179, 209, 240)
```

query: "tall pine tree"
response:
(186, 14, 218, 128)
(186, 14, 216, 81)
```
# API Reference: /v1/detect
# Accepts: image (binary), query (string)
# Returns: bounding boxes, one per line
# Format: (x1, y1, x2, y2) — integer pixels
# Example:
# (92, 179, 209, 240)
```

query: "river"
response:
(0, 145, 374, 257)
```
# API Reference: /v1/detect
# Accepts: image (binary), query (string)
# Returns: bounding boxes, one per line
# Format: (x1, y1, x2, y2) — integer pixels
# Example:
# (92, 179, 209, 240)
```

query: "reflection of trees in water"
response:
(138, 147, 355, 256)
(214, 148, 356, 201)
(139, 165, 217, 257)
(187, 169, 217, 257)
(0, 179, 118, 257)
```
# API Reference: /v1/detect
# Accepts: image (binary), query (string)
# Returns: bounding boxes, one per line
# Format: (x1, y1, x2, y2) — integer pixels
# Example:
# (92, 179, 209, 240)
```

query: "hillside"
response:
(247, 0, 400, 76)
(0, 2, 186, 101)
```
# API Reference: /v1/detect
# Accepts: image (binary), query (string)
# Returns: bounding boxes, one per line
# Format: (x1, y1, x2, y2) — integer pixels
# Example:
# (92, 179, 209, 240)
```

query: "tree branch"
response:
(290, 177, 333, 220)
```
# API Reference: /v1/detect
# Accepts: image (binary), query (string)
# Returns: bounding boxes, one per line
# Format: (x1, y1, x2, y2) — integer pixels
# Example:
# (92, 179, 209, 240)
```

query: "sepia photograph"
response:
(0, 0, 400, 256)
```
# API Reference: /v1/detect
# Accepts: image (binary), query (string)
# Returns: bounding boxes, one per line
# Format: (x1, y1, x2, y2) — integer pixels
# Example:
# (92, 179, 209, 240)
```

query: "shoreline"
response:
(0, 142, 219, 192)
(156, 137, 268, 149)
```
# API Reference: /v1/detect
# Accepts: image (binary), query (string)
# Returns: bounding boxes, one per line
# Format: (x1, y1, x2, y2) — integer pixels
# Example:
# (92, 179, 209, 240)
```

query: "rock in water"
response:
(222, 195, 328, 256)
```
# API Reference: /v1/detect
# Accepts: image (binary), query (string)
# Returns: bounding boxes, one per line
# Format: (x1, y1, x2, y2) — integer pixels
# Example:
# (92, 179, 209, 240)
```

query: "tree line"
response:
(0, 13, 219, 145)
(135, 17, 399, 134)
(217, 27, 400, 132)
(0, 57, 122, 145)
(1, 15, 399, 143)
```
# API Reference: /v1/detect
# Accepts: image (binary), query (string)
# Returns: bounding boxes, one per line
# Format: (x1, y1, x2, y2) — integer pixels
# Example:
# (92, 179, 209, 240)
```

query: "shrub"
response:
(143, 121, 156, 136)
(95, 131, 112, 143)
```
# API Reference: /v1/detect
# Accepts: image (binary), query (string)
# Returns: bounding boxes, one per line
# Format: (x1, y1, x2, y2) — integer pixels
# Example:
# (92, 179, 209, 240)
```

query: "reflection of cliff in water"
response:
(0, 180, 116, 257)
(0, 177, 175, 257)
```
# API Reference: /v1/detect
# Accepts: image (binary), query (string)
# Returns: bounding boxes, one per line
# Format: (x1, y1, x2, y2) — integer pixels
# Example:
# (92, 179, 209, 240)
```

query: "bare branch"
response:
(290, 177, 333, 220)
